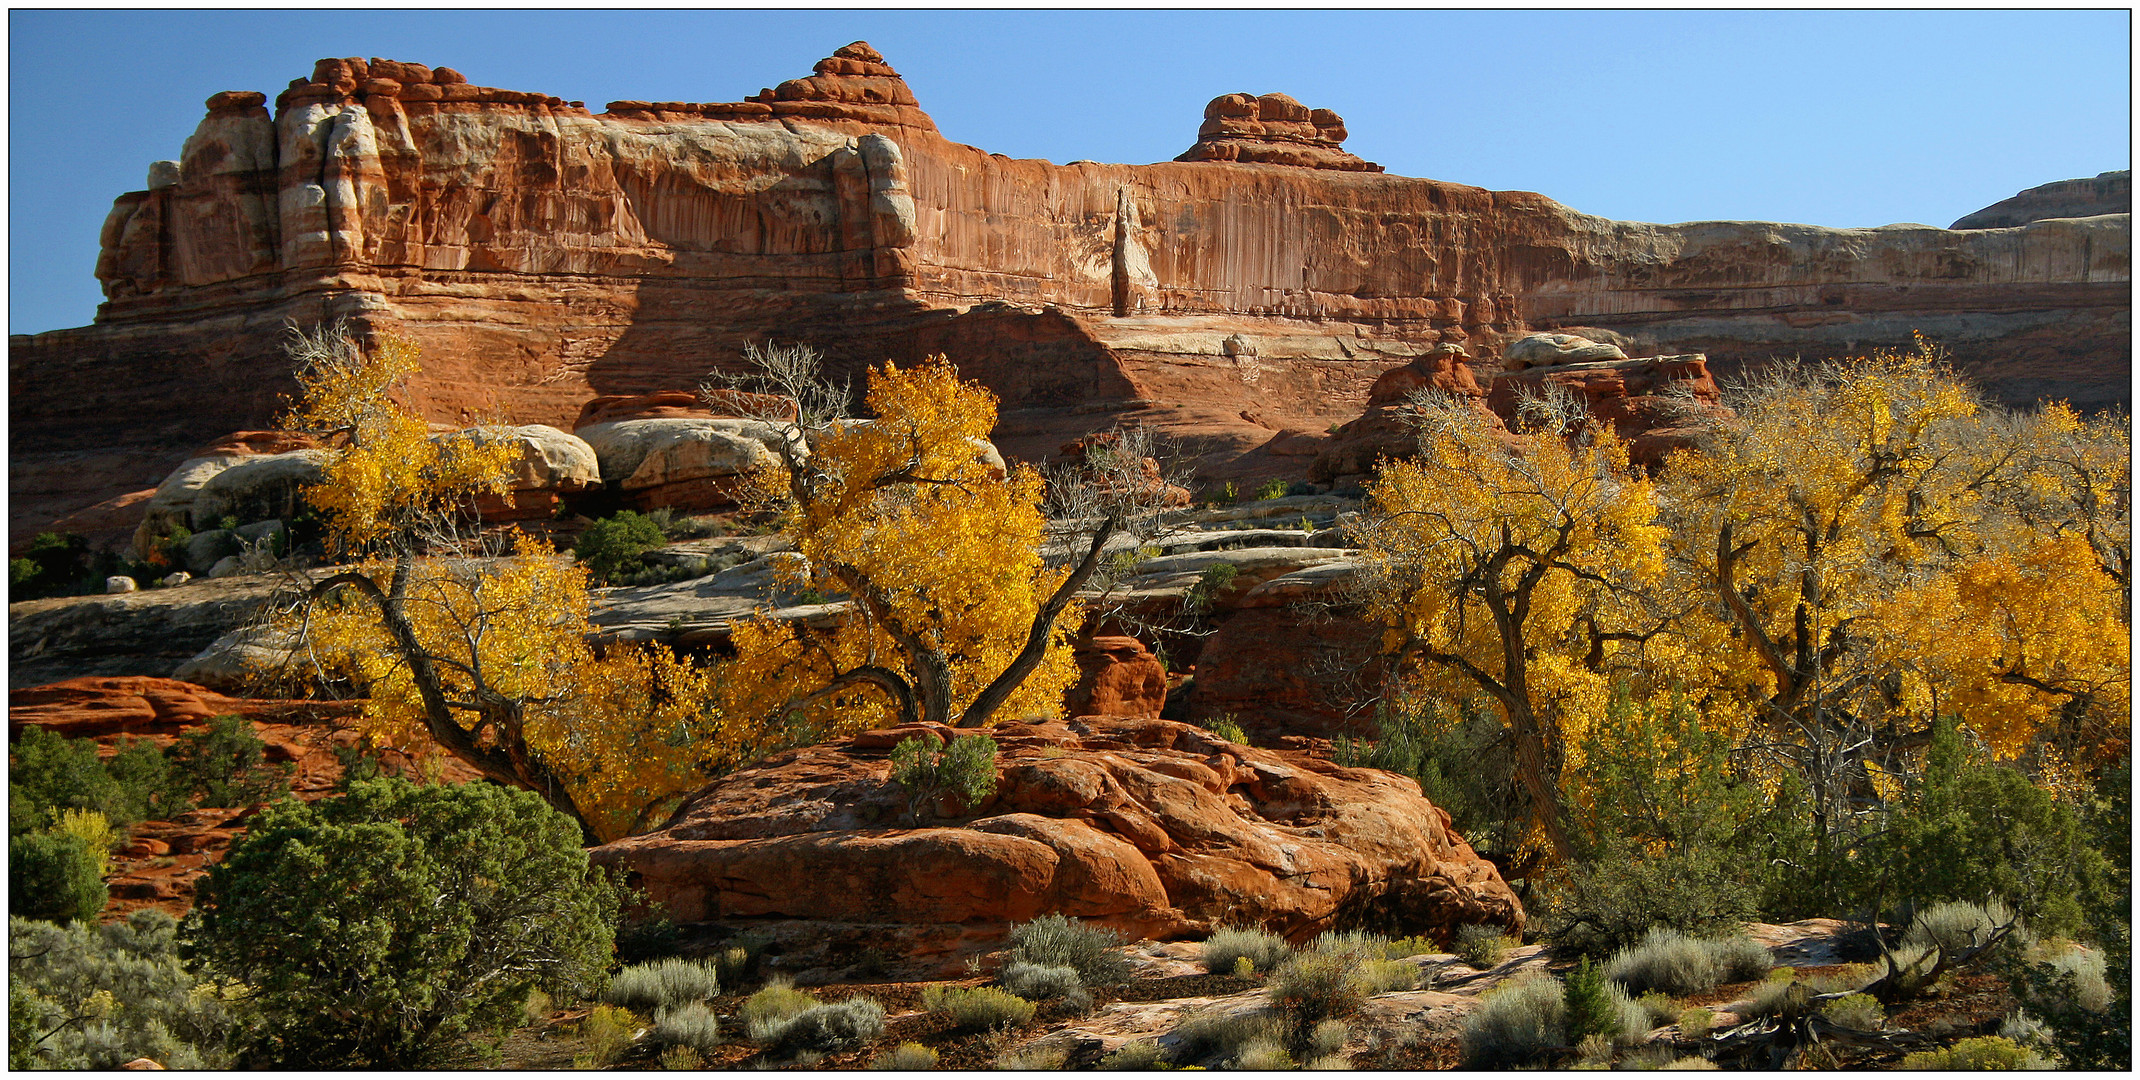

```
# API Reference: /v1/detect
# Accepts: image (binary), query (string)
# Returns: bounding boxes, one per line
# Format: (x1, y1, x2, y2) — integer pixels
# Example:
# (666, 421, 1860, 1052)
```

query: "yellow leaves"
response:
(726, 356, 1083, 730)
(282, 334, 513, 552)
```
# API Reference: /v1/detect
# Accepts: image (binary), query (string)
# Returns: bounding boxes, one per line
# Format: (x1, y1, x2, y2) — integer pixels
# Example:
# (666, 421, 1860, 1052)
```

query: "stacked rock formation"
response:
(12, 41, 2129, 547)
(1952, 170, 2131, 230)
(1175, 93, 1382, 172)
(593, 716, 1522, 976)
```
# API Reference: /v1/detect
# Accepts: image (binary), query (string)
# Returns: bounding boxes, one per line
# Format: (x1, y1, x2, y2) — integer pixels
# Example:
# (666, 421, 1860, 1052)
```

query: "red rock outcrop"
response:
(1175, 93, 1381, 172)
(1487, 353, 1731, 466)
(10, 42, 2127, 545)
(1065, 636, 1169, 719)
(593, 716, 1521, 976)
(1311, 344, 1500, 483)
(1952, 170, 2130, 230)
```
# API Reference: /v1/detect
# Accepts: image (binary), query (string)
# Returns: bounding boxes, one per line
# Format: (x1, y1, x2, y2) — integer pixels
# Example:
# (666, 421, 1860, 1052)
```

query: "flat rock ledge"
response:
(592, 716, 1520, 979)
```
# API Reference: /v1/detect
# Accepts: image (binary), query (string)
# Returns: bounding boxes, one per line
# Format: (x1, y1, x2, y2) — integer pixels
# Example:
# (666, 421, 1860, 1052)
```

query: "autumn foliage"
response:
(1359, 339, 2129, 868)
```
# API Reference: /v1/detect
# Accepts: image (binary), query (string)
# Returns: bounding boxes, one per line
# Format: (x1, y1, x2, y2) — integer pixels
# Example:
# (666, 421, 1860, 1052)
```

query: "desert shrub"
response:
(1819, 993, 1883, 1031)
(922, 985, 1034, 1032)
(651, 1002, 721, 1054)
(1545, 847, 1758, 958)
(605, 956, 721, 1013)
(1353, 958, 1419, 995)
(764, 997, 886, 1054)
(891, 733, 1000, 819)
(742, 978, 818, 1035)
(1169, 1009, 1287, 1067)
(1384, 934, 1440, 959)
(1677, 1007, 1714, 1040)
(1607, 984, 1652, 1045)
(713, 929, 774, 986)
(1453, 923, 1515, 969)
(167, 715, 293, 808)
(1008, 913, 1128, 985)
(1634, 991, 1681, 1028)
(612, 897, 682, 967)
(1804, 962, 1881, 995)
(1255, 479, 1290, 501)
(1271, 950, 1368, 1024)
(576, 1004, 637, 1067)
(10, 726, 185, 831)
(1201, 925, 1293, 975)
(871, 1042, 940, 1069)
(1658, 1056, 1720, 1069)
(1307, 1019, 1350, 1058)
(1461, 974, 1566, 1067)
(1564, 958, 1619, 1043)
(574, 511, 670, 584)
(47, 808, 119, 876)
(1741, 974, 1812, 1020)
(1311, 929, 1390, 957)
(1900, 1035, 2052, 1070)
(1184, 561, 1239, 615)
(2022, 941, 2111, 1013)
(1865, 720, 2113, 941)
(1234, 1037, 1294, 1070)
(1098, 1039, 1164, 1069)
(10, 830, 106, 924)
(1606, 928, 1771, 996)
(994, 1044, 1070, 1069)
(183, 778, 616, 1068)
(1204, 715, 1252, 745)
(999, 960, 1084, 1004)
(8, 911, 237, 1069)
(659, 1045, 705, 1070)
(1902, 898, 2014, 955)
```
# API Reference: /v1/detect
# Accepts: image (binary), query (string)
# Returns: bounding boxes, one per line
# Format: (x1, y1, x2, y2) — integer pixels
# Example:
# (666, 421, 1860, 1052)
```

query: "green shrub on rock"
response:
(573, 511, 670, 584)
(10, 830, 107, 925)
(1200, 925, 1293, 975)
(605, 956, 721, 1013)
(8, 911, 238, 1069)
(1461, 975, 1566, 1067)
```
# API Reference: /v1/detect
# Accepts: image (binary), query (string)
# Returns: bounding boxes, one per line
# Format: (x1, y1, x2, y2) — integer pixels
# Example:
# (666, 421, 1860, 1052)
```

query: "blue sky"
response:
(9, 8, 2130, 335)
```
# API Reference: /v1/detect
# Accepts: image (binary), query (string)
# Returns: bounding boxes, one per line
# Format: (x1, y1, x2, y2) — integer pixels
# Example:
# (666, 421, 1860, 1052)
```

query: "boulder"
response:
(446, 424, 600, 521)
(575, 417, 788, 508)
(1065, 636, 1168, 719)
(171, 626, 300, 693)
(188, 450, 327, 528)
(592, 716, 1521, 978)
(1501, 332, 1628, 371)
(133, 432, 322, 559)
(105, 576, 138, 594)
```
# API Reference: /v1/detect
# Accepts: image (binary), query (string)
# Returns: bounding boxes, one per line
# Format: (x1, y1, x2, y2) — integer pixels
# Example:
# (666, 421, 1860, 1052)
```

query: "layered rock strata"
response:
(11, 42, 2128, 544)
(1952, 170, 2130, 230)
(592, 716, 1521, 976)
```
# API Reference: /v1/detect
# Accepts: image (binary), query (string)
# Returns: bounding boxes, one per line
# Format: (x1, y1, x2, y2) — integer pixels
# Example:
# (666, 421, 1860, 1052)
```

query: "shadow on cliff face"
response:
(579, 281, 1147, 457)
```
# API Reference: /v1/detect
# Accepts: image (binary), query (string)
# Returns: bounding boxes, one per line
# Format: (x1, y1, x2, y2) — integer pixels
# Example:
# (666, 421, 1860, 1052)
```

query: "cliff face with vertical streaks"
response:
(10, 42, 2128, 543)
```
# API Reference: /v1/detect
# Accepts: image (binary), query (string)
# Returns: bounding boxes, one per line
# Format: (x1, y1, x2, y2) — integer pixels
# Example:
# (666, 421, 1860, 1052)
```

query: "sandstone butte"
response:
(10, 41, 2130, 546)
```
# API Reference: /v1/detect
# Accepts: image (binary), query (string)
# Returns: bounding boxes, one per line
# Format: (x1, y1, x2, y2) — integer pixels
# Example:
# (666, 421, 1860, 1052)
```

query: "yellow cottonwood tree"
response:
(1657, 338, 2130, 846)
(706, 351, 1108, 739)
(275, 325, 720, 842)
(1354, 390, 1671, 862)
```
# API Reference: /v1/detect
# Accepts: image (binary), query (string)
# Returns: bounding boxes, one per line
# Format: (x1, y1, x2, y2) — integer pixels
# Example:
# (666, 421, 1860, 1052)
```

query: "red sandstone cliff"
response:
(10, 43, 2129, 544)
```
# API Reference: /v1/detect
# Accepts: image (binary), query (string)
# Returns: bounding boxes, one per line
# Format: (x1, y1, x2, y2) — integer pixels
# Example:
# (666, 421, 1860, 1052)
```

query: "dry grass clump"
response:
(1169, 1008, 1287, 1067)
(1200, 925, 1293, 975)
(740, 978, 816, 1037)
(869, 1042, 939, 1070)
(922, 985, 1035, 1032)
(992, 1044, 1069, 1069)
(575, 1004, 638, 1068)
(1098, 1039, 1163, 1070)
(998, 960, 1088, 1009)
(603, 956, 721, 1013)
(1818, 993, 1884, 1031)
(1007, 914, 1129, 986)
(651, 1002, 721, 1054)
(1459, 974, 1565, 1067)
(757, 997, 885, 1054)
(1605, 928, 1771, 996)
(1453, 923, 1517, 969)
(1900, 1035, 2052, 1070)
(1233, 1037, 1294, 1070)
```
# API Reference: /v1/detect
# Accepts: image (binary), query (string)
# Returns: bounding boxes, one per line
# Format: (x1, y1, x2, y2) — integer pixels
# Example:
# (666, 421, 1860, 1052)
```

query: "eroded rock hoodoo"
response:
(1175, 92, 1382, 172)
(593, 716, 1521, 977)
